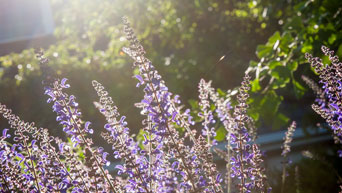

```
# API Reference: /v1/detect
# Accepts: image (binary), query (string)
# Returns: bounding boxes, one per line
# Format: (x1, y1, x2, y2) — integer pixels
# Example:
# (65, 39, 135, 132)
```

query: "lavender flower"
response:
(280, 121, 296, 193)
(281, 121, 296, 157)
(199, 78, 237, 192)
(0, 103, 93, 192)
(44, 78, 116, 192)
(207, 84, 234, 193)
(92, 80, 150, 192)
(0, 103, 43, 192)
(305, 46, 342, 146)
(0, 128, 30, 192)
(301, 75, 326, 107)
(197, 76, 268, 193)
(198, 79, 217, 148)
(304, 46, 342, 191)
(122, 17, 221, 192)
(228, 74, 269, 193)
(193, 136, 223, 192)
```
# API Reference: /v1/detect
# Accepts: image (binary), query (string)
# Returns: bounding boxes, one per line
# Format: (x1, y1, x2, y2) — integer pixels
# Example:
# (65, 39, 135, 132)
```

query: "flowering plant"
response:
(0, 18, 340, 193)
(303, 46, 342, 150)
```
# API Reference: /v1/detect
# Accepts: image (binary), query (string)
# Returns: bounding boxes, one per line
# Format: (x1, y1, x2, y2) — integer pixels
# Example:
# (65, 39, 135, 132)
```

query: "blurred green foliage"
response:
(247, 0, 342, 130)
(0, 0, 275, 135)
(0, 0, 341, 134)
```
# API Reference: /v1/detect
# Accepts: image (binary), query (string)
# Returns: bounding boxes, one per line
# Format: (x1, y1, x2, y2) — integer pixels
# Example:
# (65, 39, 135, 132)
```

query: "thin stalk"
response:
(0, 172, 10, 192)
(59, 97, 116, 192)
(102, 125, 151, 192)
(169, 102, 196, 142)
(238, 135, 245, 193)
(205, 114, 211, 151)
(236, 113, 245, 193)
(57, 148, 90, 192)
(148, 116, 154, 192)
(94, 175, 98, 193)
(80, 130, 115, 192)
(281, 158, 287, 193)
(226, 130, 231, 193)
(115, 135, 152, 193)
(21, 134, 41, 192)
(295, 166, 300, 193)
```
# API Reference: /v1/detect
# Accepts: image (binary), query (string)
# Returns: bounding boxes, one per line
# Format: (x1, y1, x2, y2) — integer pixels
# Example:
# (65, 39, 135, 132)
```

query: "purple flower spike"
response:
(44, 78, 116, 192)
(304, 46, 342, 148)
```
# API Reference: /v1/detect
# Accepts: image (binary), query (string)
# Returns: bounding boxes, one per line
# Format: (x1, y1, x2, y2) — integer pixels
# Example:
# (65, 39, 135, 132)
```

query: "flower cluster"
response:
(305, 46, 342, 145)
(197, 76, 269, 193)
(92, 80, 150, 192)
(303, 46, 342, 191)
(281, 121, 297, 157)
(44, 78, 116, 192)
(198, 79, 217, 147)
(0, 128, 30, 192)
(204, 81, 234, 191)
(280, 121, 297, 193)
(0, 18, 274, 193)
(0, 104, 73, 192)
(227, 74, 269, 193)
(122, 17, 223, 192)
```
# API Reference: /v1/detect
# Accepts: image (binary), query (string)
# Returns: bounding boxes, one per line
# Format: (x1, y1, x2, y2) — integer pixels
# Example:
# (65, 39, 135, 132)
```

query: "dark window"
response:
(0, 0, 54, 55)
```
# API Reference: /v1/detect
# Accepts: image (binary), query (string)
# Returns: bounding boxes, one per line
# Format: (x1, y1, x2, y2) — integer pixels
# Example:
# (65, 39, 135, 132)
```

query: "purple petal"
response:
(2, 129, 10, 138)
(135, 75, 144, 83)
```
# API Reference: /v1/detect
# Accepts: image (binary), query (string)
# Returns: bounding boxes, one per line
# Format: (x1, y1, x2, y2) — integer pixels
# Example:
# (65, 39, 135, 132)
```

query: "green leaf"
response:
(292, 79, 306, 99)
(249, 60, 259, 67)
(248, 110, 260, 121)
(260, 91, 283, 116)
(322, 55, 330, 65)
(337, 44, 342, 58)
(136, 129, 148, 150)
(217, 88, 226, 97)
(279, 32, 294, 51)
(287, 61, 298, 71)
(328, 34, 337, 44)
(256, 45, 272, 58)
(301, 41, 313, 53)
(271, 66, 291, 80)
(215, 126, 227, 142)
(251, 78, 261, 92)
(133, 67, 140, 75)
(268, 31, 281, 45)
(269, 61, 282, 69)
(258, 31, 281, 55)
(271, 78, 290, 89)
(210, 103, 216, 111)
(188, 99, 198, 109)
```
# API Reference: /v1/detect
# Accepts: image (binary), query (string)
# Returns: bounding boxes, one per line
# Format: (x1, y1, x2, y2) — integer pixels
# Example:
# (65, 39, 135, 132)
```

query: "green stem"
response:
(281, 158, 287, 193)
(227, 136, 231, 193)
(0, 171, 10, 192)
(22, 134, 41, 192)
(238, 135, 245, 193)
